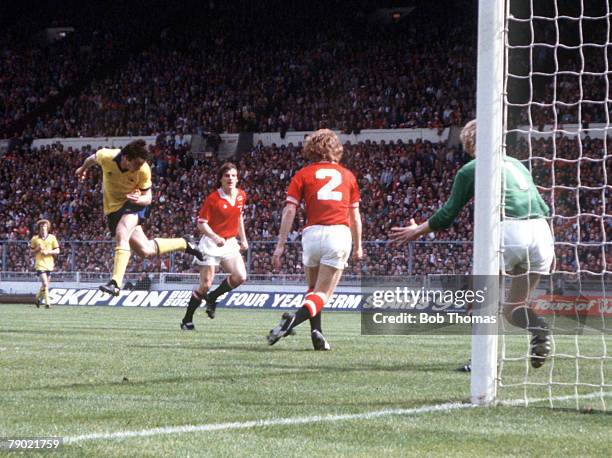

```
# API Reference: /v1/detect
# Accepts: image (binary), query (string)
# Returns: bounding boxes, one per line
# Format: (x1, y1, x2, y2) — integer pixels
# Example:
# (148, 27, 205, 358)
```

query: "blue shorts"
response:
(107, 202, 149, 236)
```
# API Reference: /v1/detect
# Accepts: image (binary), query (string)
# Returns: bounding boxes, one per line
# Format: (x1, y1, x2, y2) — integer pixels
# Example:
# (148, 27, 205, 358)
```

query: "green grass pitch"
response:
(1, 304, 610, 457)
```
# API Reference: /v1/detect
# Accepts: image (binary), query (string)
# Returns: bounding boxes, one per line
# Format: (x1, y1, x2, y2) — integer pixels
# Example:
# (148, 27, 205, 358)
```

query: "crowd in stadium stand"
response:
(0, 39, 77, 132)
(24, 25, 474, 138)
(0, 1, 477, 139)
(0, 20, 141, 133)
(1, 1, 610, 279)
(0, 0, 182, 137)
(2, 136, 610, 276)
(4, 0, 608, 141)
(0, 138, 475, 275)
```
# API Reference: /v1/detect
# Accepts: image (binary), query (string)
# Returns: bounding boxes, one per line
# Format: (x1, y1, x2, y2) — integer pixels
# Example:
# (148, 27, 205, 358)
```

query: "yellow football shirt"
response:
(31, 234, 59, 271)
(95, 148, 153, 215)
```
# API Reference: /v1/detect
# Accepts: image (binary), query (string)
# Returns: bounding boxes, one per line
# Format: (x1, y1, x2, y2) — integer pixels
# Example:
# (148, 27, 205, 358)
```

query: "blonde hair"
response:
(460, 119, 477, 155)
(303, 129, 343, 162)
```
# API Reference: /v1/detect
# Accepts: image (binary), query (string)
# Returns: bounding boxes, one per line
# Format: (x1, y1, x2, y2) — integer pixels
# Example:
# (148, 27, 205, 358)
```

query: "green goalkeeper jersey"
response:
(428, 156, 550, 231)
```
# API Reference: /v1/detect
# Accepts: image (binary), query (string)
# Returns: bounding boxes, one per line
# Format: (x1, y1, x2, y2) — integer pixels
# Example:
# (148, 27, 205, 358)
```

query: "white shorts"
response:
(302, 224, 352, 270)
(502, 218, 554, 275)
(194, 236, 241, 267)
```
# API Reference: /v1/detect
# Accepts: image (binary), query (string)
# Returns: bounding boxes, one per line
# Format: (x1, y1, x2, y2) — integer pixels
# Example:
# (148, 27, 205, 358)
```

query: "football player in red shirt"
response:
(267, 129, 363, 349)
(181, 162, 249, 330)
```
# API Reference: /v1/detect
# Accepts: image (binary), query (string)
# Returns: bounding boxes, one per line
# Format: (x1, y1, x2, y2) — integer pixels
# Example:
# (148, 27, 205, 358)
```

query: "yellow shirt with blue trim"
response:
(95, 148, 152, 215)
(31, 234, 59, 271)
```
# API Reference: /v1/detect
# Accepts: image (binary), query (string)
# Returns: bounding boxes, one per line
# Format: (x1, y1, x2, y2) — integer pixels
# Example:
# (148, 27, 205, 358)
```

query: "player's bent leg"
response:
(268, 224, 347, 347)
(204, 278, 232, 319)
(304, 265, 329, 350)
(129, 226, 204, 262)
(181, 266, 215, 330)
(129, 226, 157, 257)
(197, 266, 215, 296)
(304, 265, 318, 292)
(266, 271, 312, 345)
(305, 265, 322, 332)
(225, 255, 247, 287)
(309, 264, 343, 350)
(205, 256, 246, 319)
(503, 272, 545, 330)
(101, 213, 139, 295)
(313, 264, 343, 307)
(504, 271, 552, 368)
(301, 264, 344, 320)
(267, 264, 342, 346)
(267, 312, 298, 346)
(154, 237, 204, 262)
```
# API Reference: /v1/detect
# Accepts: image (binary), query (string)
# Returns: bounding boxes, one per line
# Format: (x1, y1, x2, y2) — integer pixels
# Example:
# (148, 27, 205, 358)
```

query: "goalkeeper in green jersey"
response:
(390, 119, 554, 369)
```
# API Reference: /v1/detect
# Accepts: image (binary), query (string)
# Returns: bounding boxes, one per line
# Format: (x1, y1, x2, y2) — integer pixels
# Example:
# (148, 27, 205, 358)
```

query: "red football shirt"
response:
(286, 162, 360, 227)
(198, 188, 246, 238)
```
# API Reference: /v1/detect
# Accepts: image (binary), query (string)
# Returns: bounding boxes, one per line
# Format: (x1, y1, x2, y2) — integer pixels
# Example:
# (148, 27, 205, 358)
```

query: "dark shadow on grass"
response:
(253, 361, 458, 373)
(524, 405, 612, 416)
(235, 397, 469, 409)
(8, 368, 307, 393)
(0, 327, 169, 335)
(9, 360, 461, 394)
(4, 393, 199, 405)
(129, 343, 314, 353)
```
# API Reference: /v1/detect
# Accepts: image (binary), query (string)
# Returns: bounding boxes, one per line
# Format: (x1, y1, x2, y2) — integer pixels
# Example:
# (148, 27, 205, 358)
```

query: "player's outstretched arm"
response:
(390, 163, 473, 243)
(349, 206, 363, 260)
(390, 219, 433, 243)
(75, 154, 98, 180)
(272, 204, 297, 270)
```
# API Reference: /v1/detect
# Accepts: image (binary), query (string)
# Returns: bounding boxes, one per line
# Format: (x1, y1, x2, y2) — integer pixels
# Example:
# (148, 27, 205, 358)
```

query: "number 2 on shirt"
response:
(316, 168, 342, 201)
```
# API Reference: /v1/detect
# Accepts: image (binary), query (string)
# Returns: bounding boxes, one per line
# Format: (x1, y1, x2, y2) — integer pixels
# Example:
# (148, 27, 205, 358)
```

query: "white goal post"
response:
(473, 0, 611, 409)
(471, 0, 505, 405)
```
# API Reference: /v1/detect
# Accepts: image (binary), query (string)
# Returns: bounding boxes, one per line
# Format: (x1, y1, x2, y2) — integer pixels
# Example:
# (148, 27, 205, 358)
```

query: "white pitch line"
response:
(64, 402, 475, 444)
(64, 391, 611, 445)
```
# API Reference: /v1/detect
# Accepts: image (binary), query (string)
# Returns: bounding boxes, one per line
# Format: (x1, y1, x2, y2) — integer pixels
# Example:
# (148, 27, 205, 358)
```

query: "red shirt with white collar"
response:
(198, 188, 246, 238)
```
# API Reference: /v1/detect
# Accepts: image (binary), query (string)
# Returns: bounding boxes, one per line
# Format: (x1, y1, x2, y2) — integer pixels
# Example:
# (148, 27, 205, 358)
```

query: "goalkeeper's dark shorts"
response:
(107, 202, 150, 236)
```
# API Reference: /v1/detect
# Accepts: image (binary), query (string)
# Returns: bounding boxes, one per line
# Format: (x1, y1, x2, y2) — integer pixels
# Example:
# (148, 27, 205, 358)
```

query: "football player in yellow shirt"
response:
(75, 140, 203, 295)
(30, 219, 60, 308)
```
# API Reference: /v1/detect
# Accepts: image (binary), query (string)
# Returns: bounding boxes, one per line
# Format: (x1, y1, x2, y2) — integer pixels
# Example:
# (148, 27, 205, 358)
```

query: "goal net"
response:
(472, 0, 611, 410)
